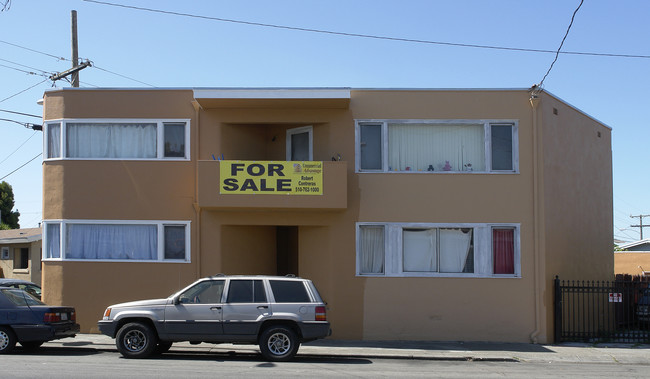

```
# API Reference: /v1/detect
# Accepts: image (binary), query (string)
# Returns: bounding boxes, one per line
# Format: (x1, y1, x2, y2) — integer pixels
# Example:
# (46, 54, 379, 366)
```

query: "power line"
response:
(0, 109, 41, 118)
(0, 39, 67, 61)
(0, 57, 53, 75)
(92, 65, 155, 87)
(537, 0, 584, 89)
(0, 62, 48, 77)
(0, 79, 49, 104)
(0, 131, 38, 166)
(83, 0, 650, 60)
(0, 153, 42, 181)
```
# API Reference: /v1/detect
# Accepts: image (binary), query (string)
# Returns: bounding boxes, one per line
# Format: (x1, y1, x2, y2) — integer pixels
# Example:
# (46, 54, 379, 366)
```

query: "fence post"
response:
(554, 275, 562, 343)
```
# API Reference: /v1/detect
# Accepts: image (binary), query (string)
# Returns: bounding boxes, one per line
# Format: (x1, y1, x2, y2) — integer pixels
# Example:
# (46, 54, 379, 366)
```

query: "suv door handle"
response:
(210, 306, 222, 310)
(257, 306, 268, 310)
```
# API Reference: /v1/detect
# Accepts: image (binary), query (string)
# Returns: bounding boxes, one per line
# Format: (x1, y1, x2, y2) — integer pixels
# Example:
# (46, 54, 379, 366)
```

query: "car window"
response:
(270, 280, 311, 303)
(18, 284, 41, 299)
(1, 288, 44, 306)
(226, 280, 267, 303)
(179, 280, 224, 304)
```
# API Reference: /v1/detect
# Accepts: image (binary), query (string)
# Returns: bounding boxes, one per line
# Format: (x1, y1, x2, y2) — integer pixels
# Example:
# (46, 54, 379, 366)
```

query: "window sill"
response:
(357, 273, 521, 279)
(12, 269, 29, 274)
(356, 170, 519, 174)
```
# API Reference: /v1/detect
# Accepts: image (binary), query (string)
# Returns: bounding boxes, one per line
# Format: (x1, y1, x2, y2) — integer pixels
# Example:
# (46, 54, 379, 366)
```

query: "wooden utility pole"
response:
(71, 10, 79, 87)
(630, 214, 650, 240)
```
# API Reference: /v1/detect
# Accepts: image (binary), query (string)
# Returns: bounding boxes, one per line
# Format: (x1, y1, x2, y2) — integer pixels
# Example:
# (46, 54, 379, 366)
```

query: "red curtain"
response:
(493, 229, 514, 274)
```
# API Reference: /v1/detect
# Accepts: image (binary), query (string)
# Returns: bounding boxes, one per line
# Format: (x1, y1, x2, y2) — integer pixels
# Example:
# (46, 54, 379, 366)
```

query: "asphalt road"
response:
(2, 345, 650, 378)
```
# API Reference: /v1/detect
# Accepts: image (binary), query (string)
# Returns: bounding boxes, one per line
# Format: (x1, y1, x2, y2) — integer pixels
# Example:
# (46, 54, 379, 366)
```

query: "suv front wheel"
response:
(116, 322, 158, 359)
(259, 326, 299, 362)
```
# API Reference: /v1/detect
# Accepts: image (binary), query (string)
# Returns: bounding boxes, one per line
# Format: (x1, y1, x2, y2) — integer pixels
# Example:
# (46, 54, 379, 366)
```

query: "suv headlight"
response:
(103, 308, 112, 320)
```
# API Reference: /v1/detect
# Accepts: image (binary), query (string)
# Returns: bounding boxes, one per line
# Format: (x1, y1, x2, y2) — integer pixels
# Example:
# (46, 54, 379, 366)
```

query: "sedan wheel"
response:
(0, 326, 17, 354)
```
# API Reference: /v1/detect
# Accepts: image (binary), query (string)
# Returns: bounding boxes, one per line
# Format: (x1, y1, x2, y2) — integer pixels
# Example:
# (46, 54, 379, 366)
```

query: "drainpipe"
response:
(191, 99, 202, 280)
(529, 91, 544, 343)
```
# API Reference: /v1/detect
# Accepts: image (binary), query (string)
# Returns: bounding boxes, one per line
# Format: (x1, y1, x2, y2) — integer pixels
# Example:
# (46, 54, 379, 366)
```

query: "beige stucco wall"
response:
(40, 88, 612, 343)
(615, 252, 650, 276)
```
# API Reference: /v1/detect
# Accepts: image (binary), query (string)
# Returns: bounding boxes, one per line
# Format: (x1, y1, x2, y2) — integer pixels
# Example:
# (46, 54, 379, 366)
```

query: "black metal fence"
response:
(554, 276, 650, 343)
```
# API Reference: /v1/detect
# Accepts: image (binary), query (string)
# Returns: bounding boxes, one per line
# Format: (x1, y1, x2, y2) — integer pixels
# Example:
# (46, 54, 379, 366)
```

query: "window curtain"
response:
(439, 229, 472, 273)
(66, 123, 157, 158)
(359, 226, 385, 274)
(493, 229, 515, 274)
(46, 223, 61, 258)
(65, 224, 158, 260)
(47, 123, 61, 158)
(403, 229, 436, 272)
(388, 123, 485, 172)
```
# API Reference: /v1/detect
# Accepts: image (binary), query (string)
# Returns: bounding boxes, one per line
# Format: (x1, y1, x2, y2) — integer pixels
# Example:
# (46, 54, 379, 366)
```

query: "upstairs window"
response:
(356, 120, 517, 173)
(44, 119, 190, 160)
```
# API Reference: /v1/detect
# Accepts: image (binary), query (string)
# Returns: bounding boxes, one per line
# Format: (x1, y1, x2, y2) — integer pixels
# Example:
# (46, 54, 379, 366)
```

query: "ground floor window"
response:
(357, 222, 520, 277)
(43, 220, 190, 262)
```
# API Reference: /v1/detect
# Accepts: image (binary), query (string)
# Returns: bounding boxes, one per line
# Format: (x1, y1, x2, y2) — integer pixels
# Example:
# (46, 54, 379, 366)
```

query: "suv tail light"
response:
(315, 306, 327, 321)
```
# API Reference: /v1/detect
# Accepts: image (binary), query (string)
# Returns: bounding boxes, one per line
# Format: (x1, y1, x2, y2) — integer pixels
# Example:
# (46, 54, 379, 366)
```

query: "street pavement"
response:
(44, 334, 650, 365)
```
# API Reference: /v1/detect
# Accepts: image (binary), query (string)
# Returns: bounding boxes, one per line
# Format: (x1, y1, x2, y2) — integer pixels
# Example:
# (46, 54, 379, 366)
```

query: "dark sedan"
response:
(0, 278, 42, 300)
(0, 288, 79, 353)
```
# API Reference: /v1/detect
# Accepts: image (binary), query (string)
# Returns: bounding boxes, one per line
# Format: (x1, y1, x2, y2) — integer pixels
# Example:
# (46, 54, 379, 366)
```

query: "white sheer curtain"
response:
(47, 123, 61, 158)
(359, 226, 385, 274)
(403, 229, 437, 272)
(439, 229, 472, 273)
(66, 123, 157, 158)
(46, 223, 61, 258)
(65, 224, 158, 260)
(388, 123, 485, 172)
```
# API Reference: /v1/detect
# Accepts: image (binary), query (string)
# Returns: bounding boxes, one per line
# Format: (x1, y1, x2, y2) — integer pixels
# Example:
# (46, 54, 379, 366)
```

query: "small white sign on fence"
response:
(608, 293, 622, 303)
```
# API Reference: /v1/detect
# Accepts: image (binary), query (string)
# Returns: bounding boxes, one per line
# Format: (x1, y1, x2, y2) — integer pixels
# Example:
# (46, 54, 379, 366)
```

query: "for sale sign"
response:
(220, 161, 323, 195)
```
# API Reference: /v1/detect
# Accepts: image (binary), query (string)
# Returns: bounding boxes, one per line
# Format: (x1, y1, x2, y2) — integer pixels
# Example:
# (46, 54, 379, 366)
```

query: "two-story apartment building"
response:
(40, 88, 612, 343)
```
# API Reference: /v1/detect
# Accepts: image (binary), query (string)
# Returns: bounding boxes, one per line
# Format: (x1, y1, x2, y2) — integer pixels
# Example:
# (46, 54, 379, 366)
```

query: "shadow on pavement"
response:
(14, 346, 100, 356)
(305, 340, 554, 354)
(149, 351, 373, 365)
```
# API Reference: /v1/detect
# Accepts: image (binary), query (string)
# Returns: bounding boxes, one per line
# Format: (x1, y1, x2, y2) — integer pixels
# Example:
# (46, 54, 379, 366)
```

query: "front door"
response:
(222, 279, 270, 335)
(163, 279, 225, 338)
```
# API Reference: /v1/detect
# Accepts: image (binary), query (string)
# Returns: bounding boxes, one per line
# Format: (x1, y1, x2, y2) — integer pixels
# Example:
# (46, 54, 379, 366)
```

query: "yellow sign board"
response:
(220, 161, 323, 195)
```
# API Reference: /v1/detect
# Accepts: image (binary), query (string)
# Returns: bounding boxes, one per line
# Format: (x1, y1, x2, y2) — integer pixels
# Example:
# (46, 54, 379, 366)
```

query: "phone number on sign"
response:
(294, 186, 320, 193)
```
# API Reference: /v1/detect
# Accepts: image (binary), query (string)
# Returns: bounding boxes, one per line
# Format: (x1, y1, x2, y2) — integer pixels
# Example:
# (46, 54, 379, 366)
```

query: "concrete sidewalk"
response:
(45, 334, 650, 365)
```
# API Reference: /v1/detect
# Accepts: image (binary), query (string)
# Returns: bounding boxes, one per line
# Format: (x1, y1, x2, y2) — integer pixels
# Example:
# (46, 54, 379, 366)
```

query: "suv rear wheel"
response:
(116, 322, 158, 359)
(259, 326, 299, 362)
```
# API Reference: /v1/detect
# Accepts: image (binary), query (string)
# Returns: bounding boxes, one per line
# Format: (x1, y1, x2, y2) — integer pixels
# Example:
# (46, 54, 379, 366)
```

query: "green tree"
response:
(0, 181, 20, 229)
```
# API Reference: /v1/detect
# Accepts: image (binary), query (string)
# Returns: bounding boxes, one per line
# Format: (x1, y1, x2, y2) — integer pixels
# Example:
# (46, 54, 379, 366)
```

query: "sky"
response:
(0, 0, 648, 242)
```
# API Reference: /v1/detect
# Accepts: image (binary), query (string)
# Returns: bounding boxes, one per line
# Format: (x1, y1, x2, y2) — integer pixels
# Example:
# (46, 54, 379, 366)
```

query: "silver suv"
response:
(98, 275, 330, 361)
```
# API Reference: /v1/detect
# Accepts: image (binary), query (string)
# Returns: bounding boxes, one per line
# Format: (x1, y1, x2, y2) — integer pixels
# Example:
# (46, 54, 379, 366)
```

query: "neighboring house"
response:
(0, 227, 42, 285)
(40, 87, 613, 343)
(615, 239, 650, 276)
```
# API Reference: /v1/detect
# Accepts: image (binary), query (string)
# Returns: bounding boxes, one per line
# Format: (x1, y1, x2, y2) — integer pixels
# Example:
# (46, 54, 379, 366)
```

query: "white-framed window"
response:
(355, 120, 518, 173)
(42, 220, 191, 262)
(43, 119, 190, 160)
(286, 125, 313, 161)
(1, 247, 9, 260)
(356, 222, 520, 278)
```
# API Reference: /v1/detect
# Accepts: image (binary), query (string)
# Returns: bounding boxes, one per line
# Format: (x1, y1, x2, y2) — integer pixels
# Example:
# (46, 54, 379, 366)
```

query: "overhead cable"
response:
(0, 153, 42, 181)
(82, 0, 650, 60)
(536, 0, 585, 90)
(0, 79, 49, 104)
(0, 131, 38, 166)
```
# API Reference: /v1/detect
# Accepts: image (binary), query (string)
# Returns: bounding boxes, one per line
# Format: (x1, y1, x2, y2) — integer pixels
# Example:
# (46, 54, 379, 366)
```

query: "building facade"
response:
(40, 88, 613, 343)
(0, 227, 42, 284)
